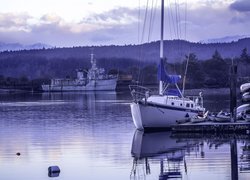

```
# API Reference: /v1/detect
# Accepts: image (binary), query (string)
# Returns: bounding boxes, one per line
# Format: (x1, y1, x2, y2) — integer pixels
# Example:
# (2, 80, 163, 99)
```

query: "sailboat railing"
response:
(129, 85, 151, 102)
(186, 95, 204, 108)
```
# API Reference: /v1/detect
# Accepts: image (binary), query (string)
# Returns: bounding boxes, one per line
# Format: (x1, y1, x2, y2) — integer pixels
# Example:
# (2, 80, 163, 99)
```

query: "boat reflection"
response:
(41, 91, 117, 102)
(131, 131, 198, 180)
(131, 131, 250, 180)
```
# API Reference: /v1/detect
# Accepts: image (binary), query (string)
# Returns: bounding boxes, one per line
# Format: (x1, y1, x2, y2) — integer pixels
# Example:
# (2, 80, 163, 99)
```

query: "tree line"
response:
(0, 48, 249, 90)
(125, 48, 250, 88)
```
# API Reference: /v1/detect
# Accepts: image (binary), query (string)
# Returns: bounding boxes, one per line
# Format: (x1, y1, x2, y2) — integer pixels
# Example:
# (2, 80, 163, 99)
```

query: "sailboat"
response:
(129, 0, 205, 130)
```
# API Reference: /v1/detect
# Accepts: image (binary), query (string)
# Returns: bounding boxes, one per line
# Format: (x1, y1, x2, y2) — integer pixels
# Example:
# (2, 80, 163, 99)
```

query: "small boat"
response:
(240, 83, 250, 93)
(214, 111, 231, 122)
(243, 113, 250, 122)
(237, 104, 250, 120)
(242, 92, 250, 103)
(176, 117, 191, 124)
(242, 109, 250, 122)
(191, 111, 209, 123)
(207, 112, 217, 121)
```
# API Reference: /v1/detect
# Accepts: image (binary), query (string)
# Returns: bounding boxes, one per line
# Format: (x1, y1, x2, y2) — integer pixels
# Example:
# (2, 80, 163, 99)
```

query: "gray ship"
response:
(42, 53, 117, 92)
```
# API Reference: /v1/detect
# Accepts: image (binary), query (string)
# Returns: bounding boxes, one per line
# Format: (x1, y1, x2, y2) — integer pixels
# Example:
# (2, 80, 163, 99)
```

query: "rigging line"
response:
(176, 0, 182, 40)
(166, 0, 173, 40)
(137, 0, 146, 85)
(147, 0, 154, 42)
(171, 0, 179, 73)
(177, 0, 183, 59)
(138, 0, 141, 45)
(174, 0, 180, 40)
(137, 0, 150, 85)
(148, 0, 156, 42)
(140, 0, 150, 44)
(148, 0, 158, 42)
(184, 0, 187, 41)
(183, 0, 191, 92)
(183, 0, 188, 72)
(176, 0, 184, 74)
(182, 52, 190, 96)
(151, 0, 159, 37)
(136, 0, 141, 85)
(169, 1, 177, 39)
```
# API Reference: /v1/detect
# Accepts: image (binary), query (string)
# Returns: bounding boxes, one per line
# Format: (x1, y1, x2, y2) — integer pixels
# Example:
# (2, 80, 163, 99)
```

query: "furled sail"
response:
(157, 59, 181, 84)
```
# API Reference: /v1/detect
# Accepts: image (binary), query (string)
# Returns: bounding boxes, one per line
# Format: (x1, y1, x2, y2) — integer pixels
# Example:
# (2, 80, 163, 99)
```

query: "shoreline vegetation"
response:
(0, 47, 249, 92)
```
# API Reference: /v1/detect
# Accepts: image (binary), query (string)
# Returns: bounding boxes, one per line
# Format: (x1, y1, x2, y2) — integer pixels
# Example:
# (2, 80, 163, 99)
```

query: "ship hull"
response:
(42, 78, 117, 92)
(130, 101, 199, 130)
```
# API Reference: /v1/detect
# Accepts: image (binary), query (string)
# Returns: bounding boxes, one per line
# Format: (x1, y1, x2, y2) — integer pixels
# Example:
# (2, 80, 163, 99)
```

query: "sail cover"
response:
(157, 59, 181, 84)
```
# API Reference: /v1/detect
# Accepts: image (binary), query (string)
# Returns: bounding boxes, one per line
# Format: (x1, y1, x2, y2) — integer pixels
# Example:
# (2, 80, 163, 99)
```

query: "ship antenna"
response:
(90, 48, 96, 69)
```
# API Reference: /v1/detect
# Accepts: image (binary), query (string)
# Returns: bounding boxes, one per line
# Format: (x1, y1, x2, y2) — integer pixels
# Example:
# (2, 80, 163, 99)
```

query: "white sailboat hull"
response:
(130, 102, 198, 130)
(42, 78, 117, 92)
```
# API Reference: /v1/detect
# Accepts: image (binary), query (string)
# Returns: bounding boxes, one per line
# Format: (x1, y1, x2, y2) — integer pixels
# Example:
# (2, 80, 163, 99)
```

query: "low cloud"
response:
(0, 8, 140, 46)
(230, 0, 250, 12)
(0, 12, 31, 32)
(0, 3, 249, 46)
(82, 7, 138, 28)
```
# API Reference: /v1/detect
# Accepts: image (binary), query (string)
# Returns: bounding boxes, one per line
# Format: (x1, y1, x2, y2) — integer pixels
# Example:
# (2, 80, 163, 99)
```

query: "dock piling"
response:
(230, 59, 237, 122)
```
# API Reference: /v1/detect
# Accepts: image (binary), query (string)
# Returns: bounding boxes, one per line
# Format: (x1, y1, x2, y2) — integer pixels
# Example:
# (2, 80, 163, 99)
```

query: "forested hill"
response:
(1, 38, 250, 63)
(0, 38, 250, 90)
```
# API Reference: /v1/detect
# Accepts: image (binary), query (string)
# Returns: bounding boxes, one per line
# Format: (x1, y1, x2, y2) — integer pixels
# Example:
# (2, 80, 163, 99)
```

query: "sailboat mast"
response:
(159, 0, 164, 95)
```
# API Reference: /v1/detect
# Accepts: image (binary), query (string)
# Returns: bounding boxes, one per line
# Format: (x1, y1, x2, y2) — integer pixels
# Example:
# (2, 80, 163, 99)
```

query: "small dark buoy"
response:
(48, 166, 60, 177)
(16, 152, 21, 156)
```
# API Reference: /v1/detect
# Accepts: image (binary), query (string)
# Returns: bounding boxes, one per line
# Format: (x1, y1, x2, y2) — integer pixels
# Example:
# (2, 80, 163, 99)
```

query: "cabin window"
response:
(191, 104, 194, 108)
(171, 102, 174, 106)
(180, 103, 182, 106)
(186, 103, 190, 108)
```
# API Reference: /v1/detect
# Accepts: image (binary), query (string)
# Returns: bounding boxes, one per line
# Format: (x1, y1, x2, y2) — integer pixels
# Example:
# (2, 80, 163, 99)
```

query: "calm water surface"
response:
(0, 91, 249, 180)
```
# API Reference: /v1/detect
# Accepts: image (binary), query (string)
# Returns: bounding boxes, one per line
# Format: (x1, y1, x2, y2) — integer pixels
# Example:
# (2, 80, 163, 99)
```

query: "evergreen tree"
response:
(239, 48, 250, 77)
(183, 53, 205, 88)
(203, 50, 229, 87)
(212, 49, 223, 61)
(240, 48, 249, 63)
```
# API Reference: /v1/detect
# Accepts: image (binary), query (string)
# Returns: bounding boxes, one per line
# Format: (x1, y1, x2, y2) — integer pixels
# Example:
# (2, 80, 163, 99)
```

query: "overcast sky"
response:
(0, 0, 249, 46)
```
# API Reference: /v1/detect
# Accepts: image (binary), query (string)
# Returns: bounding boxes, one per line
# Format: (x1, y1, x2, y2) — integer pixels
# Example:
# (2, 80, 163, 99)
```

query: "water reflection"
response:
(1, 91, 250, 180)
(0, 92, 134, 180)
(131, 131, 250, 180)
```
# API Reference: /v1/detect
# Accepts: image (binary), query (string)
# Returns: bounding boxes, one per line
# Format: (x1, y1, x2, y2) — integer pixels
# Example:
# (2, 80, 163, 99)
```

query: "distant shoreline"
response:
(0, 87, 239, 96)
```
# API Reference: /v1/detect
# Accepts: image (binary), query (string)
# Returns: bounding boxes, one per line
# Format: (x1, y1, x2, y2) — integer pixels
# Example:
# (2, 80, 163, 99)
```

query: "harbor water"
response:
(0, 90, 249, 180)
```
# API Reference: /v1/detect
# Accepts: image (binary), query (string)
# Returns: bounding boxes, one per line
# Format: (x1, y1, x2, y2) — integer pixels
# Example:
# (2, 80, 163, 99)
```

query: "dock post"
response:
(230, 139, 238, 180)
(230, 59, 237, 122)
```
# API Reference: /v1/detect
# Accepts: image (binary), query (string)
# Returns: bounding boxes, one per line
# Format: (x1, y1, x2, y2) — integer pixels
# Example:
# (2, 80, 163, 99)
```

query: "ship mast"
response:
(90, 48, 96, 69)
(159, 0, 164, 95)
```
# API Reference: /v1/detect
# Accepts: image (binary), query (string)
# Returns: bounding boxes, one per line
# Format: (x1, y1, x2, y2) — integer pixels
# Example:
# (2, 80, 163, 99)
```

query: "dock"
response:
(172, 121, 250, 134)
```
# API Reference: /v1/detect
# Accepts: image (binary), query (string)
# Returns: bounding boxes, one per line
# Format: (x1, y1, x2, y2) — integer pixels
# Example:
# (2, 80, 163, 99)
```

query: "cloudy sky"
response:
(0, 0, 249, 46)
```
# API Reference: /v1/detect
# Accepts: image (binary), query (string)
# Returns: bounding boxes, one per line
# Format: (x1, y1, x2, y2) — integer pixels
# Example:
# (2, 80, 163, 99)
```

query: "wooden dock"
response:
(172, 121, 250, 134)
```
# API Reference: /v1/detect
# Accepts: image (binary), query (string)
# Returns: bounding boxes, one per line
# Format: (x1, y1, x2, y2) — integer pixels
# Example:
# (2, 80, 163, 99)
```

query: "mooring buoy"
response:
(48, 166, 60, 177)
